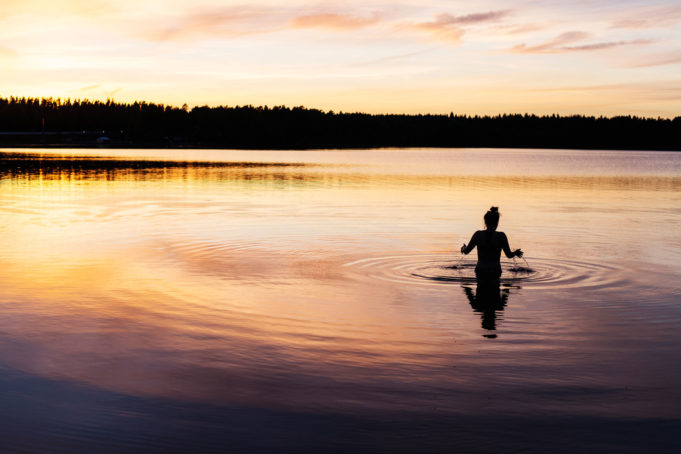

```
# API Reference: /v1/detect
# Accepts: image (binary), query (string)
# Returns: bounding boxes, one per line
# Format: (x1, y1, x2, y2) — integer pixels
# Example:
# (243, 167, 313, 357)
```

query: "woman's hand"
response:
(460, 243, 467, 254)
(514, 249, 523, 258)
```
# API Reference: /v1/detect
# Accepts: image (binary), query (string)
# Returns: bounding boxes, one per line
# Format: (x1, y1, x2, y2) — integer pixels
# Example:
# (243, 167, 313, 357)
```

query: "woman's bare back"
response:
(461, 207, 523, 278)
(466, 230, 513, 274)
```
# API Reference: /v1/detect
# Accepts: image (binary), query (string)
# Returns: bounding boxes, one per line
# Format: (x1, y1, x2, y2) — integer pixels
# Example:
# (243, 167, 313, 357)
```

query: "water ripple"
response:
(344, 254, 626, 290)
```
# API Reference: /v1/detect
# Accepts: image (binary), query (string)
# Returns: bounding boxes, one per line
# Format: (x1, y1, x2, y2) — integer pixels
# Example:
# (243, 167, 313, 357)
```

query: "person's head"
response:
(484, 206, 500, 230)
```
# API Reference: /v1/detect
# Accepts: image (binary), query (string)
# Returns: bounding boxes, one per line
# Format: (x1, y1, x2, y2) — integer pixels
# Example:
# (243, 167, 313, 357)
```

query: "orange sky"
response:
(0, 0, 680, 117)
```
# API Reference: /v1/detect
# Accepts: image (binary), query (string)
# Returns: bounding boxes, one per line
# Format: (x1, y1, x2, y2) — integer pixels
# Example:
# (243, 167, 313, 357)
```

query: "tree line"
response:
(0, 96, 679, 150)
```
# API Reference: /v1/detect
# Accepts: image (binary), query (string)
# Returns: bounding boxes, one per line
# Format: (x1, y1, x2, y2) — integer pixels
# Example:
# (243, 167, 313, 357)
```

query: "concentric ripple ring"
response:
(343, 254, 624, 290)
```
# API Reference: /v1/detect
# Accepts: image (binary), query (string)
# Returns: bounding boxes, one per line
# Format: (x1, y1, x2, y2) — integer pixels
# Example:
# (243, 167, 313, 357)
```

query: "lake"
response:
(1, 147, 680, 453)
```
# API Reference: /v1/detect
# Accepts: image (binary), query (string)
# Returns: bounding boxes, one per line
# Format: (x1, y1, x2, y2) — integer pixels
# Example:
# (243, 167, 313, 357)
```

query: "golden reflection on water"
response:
(1, 149, 681, 417)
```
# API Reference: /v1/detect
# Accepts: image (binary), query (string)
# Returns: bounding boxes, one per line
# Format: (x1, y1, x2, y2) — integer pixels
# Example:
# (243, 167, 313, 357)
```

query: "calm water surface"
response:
(1, 148, 680, 453)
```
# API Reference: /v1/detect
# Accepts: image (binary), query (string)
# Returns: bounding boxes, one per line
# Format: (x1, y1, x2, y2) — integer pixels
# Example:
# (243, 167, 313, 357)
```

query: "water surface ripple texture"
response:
(0, 148, 680, 453)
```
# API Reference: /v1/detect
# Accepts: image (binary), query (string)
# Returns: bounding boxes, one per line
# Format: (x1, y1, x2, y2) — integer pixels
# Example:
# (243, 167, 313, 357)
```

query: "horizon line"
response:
(2, 95, 679, 121)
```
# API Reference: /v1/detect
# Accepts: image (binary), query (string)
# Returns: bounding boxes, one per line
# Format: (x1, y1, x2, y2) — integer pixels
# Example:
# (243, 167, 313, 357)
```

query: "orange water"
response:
(1, 148, 680, 452)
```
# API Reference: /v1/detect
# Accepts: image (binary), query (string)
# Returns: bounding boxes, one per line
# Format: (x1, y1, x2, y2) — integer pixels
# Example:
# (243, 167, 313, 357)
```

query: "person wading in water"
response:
(460, 206, 523, 281)
(461, 206, 523, 338)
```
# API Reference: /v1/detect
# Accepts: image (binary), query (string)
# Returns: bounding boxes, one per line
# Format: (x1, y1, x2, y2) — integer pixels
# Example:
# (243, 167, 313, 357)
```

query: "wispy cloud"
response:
(136, 6, 514, 45)
(433, 10, 511, 26)
(496, 23, 546, 35)
(403, 10, 511, 44)
(290, 13, 382, 30)
(352, 48, 435, 67)
(628, 51, 681, 68)
(105, 87, 122, 98)
(77, 84, 101, 92)
(562, 40, 652, 52)
(408, 21, 464, 44)
(610, 4, 681, 29)
(525, 81, 681, 102)
(138, 7, 283, 42)
(137, 7, 385, 41)
(511, 31, 588, 53)
(71, 84, 121, 99)
(512, 32, 651, 54)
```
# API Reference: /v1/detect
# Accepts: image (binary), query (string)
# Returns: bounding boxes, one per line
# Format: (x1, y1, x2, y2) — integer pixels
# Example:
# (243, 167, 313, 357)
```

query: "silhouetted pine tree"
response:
(0, 97, 678, 150)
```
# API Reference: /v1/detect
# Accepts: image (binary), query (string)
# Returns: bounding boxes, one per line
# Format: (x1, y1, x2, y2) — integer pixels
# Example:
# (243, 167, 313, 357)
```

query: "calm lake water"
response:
(1, 147, 680, 453)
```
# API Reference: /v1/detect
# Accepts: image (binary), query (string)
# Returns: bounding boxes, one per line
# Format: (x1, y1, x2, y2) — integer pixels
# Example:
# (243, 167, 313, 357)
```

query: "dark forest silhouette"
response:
(0, 96, 679, 150)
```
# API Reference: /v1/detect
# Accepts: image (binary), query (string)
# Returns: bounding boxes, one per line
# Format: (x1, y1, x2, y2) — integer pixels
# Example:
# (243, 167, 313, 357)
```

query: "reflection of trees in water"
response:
(0, 157, 312, 183)
(3, 154, 680, 192)
(463, 280, 513, 339)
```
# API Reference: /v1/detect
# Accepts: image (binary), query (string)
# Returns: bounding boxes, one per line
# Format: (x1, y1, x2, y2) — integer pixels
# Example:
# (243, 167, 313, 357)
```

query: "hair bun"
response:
(490, 206, 498, 212)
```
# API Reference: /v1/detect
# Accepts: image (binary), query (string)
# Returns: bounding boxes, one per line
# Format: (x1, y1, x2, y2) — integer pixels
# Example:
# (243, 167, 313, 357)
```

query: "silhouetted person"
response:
(459, 207, 522, 338)
(463, 283, 509, 338)
(460, 206, 523, 281)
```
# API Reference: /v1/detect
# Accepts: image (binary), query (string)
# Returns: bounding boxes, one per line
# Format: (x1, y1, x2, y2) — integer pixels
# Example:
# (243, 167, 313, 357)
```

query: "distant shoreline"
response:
(1, 97, 680, 151)
(1, 143, 680, 153)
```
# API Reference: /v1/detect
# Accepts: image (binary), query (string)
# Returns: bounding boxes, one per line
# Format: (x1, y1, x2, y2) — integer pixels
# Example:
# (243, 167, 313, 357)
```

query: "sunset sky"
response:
(1, 0, 680, 117)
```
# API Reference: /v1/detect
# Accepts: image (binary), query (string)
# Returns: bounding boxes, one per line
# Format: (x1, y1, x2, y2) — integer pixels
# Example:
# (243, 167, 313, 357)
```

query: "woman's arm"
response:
(501, 232, 523, 258)
(461, 232, 478, 254)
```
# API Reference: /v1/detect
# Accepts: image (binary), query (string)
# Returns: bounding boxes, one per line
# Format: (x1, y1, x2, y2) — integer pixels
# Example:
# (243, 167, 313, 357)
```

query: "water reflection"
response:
(462, 279, 513, 338)
(2, 151, 681, 193)
(0, 153, 310, 183)
(1, 148, 681, 453)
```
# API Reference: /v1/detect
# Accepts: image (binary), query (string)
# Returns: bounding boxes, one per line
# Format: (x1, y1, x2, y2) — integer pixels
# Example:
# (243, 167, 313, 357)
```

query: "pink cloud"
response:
(136, 8, 383, 42)
(433, 10, 511, 26)
(403, 10, 511, 44)
(496, 23, 546, 35)
(562, 39, 652, 52)
(290, 13, 381, 30)
(610, 5, 681, 29)
(512, 31, 589, 53)
(512, 32, 651, 54)
(138, 7, 282, 42)
(410, 22, 465, 44)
